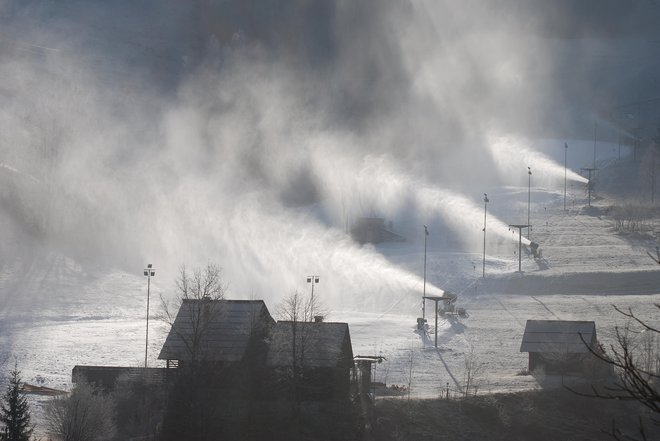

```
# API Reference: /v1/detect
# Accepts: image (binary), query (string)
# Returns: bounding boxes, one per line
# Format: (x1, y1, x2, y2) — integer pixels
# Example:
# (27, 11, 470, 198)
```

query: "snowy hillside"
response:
(1, 1, 660, 435)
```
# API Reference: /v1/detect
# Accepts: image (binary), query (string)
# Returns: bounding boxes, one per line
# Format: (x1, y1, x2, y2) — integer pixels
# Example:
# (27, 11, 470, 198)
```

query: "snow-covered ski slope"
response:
(1, 6, 660, 436)
(2, 148, 660, 402)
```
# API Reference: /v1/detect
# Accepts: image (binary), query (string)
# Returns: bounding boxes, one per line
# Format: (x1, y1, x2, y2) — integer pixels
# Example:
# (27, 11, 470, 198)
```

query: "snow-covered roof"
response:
(266, 321, 353, 369)
(158, 299, 274, 362)
(520, 320, 596, 353)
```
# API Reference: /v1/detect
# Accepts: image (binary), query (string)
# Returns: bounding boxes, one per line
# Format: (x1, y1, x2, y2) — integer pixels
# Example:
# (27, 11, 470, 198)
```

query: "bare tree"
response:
(45, 382, 116, 441)
(572, 305, 660, 440)
(275, 290, 328, 412)
(159, 262, 227, 441)
(160, 262, 226, 366)
(610, 204, 654, 233)
(463, 343, 484, 397)
(277, 289, 325, 324)
(407, 342, 414, 402)
(587, 306, 660, 412)
(277, 291, 308, 408)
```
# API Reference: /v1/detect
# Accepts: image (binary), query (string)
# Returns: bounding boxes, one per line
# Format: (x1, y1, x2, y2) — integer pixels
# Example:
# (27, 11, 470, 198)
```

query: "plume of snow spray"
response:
(162, 191, 446, 311)
(312, 144, 530, 247)
(489, 135, 589, 185)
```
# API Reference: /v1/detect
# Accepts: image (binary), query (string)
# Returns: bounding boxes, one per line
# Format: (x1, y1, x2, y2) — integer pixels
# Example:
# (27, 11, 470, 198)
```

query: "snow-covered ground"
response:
(2, 155, 659, 408)
(0, 143, 658, 439)
(1, 3, 660, 437)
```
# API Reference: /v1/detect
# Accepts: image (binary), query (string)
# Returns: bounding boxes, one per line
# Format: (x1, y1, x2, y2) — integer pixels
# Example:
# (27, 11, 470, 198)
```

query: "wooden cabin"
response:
(74, 298, 356, 406)
(520, 320, 599, 374)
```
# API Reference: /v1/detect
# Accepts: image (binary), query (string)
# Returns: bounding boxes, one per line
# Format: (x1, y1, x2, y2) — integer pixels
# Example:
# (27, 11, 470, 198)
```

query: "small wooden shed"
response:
(520, 320, 598, 374)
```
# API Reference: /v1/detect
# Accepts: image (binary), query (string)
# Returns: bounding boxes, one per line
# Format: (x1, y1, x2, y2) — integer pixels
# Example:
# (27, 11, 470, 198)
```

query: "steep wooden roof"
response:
(158, 299, 274, 362)
(520, 320, 597, 354)
(266, 321, 354, 369)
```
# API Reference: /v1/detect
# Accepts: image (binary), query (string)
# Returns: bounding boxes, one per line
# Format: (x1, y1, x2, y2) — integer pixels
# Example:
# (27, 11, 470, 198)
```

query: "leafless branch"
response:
(568, 307, 660, 428)
(612, 304, 660, 334)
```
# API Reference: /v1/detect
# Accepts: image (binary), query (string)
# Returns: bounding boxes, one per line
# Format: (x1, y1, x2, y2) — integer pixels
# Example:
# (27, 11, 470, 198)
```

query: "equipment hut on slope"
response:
(350, 217, 404, 244)
(265, 320, 354, 402)
(520, 319, 600, 374)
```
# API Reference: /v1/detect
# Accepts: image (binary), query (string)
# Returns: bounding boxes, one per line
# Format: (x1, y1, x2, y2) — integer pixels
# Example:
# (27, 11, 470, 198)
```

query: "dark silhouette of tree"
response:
(159, 262, 227, 441)
(573, 304, 659, 441)
(276, 290, 328, 407)
(161, 262, 226, 366)
(0, 365, 32, 441)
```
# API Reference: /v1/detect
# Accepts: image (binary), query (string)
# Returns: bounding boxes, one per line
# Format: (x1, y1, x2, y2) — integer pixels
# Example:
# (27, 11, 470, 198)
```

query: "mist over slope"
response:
(1, 0, 659, 307)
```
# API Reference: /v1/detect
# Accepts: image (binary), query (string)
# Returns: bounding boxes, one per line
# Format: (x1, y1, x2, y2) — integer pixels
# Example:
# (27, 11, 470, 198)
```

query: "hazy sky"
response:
(1, 0, 658, 308)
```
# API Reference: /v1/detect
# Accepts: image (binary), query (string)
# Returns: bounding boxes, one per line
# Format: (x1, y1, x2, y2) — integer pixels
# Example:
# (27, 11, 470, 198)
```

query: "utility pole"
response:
(423, 295, 443, 348)
(580, 167, 597, 207)
(593, 120, 598, 169)
(564, 142, 568, 212)
(422, 225, 428, 320)
(527, 167, 532, 240)
(508, 225, 529, 272)
(482, 193, 488, 278)
(143, 263, 155, 368)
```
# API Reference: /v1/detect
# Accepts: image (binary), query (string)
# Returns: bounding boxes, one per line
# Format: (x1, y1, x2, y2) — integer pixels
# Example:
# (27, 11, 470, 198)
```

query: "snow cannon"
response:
(530, 241, 541, 258)
(438, 291, 458, 316)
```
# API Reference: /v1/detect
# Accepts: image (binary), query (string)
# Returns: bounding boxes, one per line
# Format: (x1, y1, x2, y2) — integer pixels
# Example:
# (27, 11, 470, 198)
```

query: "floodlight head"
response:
(484, 193, 489, 203)
(150, 271, 155, 276)
(528, 166, 532, 175)
(147, 264, 152, 268)
(315, 277, 319, 283)
(143, 271, 148, 276)
(307, 277, 311, 283)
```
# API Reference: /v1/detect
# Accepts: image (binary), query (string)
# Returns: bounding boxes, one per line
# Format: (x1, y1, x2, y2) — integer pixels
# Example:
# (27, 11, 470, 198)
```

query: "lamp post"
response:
(422, 225, 428, 320)
(527, 167, 532, 239)
(564, 142, 568, 212)
(482, 193, 489, 278)
(306, 275, 319, 318)
(143, 263, 155, 368)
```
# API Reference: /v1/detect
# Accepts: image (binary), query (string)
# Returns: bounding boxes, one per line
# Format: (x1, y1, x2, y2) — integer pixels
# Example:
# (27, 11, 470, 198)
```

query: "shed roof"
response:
(520, 320, 596, 353)
(266, 321, 353, 369)
(158, 299, 274, 362)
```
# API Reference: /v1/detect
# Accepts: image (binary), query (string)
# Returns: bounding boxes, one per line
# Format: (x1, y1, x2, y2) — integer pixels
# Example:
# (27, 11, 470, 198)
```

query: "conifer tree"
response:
(0, 365, 33, 441)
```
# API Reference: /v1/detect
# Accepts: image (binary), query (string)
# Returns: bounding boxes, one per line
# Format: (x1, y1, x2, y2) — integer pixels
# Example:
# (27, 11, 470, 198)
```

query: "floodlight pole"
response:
(508, 225, 529, 272)
(435, 300, 438, 347)
(580, 167, 597, 207)
(482, 193, 489, 278)
(306, 275, 319, 316)
(144, 264, 155, 368)
(564, 142, 568, 212)
(527, 167, 532, 240)
(422, 225, 428, 320)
